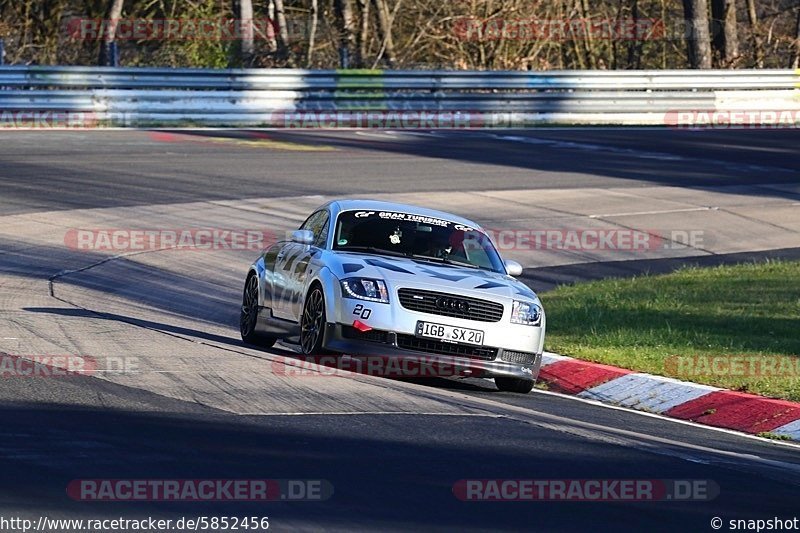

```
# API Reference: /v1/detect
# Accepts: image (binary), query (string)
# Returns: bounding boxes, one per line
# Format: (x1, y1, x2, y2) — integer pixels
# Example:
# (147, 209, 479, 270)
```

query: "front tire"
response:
(300, 285, 327, 355)
(240, 274, 276, 348)
(495, 377, 534, 394)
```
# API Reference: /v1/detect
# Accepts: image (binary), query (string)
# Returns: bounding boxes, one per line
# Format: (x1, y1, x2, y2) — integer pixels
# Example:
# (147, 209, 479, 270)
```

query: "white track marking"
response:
(531, 388, 800, 451)
(588, 206, 717, 218)
(577, 373, 720, 413)
(235, 412, 503, 417)
(774, 420, 800, 440)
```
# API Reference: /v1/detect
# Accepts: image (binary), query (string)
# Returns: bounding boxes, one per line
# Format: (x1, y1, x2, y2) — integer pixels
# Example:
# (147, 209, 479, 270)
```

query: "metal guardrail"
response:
(1, 66, 797, 89)
(0, 66, 797, 126)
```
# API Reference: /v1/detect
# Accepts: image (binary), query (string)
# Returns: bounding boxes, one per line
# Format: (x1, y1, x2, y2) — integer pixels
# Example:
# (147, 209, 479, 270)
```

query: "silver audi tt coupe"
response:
(240, 199, 545, 393)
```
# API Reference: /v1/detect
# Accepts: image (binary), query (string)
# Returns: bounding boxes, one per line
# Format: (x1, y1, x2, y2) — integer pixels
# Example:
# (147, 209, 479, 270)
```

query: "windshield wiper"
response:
(337, 246, 408, 258)
(409, 254, 479, 269)
(443, 257, 481, 269)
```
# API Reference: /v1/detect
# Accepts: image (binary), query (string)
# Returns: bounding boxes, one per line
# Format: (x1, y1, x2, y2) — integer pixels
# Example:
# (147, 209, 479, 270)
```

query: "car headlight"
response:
(510, 300, 542, 326)
(341, 278, 390, 304)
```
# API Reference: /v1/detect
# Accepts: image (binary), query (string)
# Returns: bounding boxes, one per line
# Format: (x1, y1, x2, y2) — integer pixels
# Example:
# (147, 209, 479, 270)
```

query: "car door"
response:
(269, 239, 301, 320)
(271, 210, 330, 321)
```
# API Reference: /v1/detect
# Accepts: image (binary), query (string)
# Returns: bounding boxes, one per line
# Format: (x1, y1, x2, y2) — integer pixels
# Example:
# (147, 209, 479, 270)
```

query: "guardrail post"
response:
(110, 42, 119, 67)
(338, 47, 349, 69)
(99, 41, 120, 67)
(0, 39, 4, 66)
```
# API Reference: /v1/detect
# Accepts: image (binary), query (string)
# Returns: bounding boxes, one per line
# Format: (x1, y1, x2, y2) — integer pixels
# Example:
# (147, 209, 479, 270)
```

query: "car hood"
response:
(328, 252, 538, 302)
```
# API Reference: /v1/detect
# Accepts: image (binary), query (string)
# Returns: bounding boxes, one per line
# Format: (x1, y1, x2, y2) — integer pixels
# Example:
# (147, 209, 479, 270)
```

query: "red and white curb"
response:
(539, 353, 800, 441)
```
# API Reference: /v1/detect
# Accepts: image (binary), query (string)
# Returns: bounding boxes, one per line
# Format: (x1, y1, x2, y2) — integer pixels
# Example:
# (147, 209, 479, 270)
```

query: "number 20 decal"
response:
(353, 304, 372, 320)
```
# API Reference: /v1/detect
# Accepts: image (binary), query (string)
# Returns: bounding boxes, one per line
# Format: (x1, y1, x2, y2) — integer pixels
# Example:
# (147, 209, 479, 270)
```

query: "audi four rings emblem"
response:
(435, 296, 470, 313)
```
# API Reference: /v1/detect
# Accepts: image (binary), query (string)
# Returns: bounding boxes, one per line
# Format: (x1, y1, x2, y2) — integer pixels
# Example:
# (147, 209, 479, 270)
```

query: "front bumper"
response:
(323, 282, 545, 381)
(323, 323, 542, 381)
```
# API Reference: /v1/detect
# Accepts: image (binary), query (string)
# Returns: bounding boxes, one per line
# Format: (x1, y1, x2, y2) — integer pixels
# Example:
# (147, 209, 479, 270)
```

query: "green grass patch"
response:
(756, 432, 793, 441)
(542, 260, 800, 401)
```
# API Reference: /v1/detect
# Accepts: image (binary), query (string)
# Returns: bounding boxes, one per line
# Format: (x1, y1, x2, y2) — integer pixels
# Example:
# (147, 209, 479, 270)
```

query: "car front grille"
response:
(501, 350, 537, 365)
(397, 288, 504, 323)
(395, 334, 498, 361)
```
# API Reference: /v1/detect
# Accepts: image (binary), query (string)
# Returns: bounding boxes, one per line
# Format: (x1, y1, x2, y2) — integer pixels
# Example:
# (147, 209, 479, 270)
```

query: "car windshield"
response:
(333, 209, 506, 273)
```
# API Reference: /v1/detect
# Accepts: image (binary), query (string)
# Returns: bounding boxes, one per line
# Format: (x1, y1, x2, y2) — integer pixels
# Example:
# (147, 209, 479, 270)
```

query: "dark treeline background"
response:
(0, 0, 798, 69)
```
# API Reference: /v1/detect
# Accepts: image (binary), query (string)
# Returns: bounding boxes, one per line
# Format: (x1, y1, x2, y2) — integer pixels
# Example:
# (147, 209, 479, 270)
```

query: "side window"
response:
(300, 210, 330, 248)
(313, 212, 330, 248)
(462, 233, 493, 269)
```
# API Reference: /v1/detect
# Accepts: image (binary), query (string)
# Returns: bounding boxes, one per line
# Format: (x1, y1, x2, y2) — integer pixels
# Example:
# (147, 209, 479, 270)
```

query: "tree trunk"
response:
(745, 0, 763, 67)
(238, 0, 254, 67)
(98, 0, 124, 66)
(793, 3, 800, 68)
(358, 0, 369, 66)
(273, 0, 291, 63)
(306, 0, 318, 67)
(626, 0, 644, 69)
(577, 0, 597, 69)
(372, 0, 396, 67)
(710, 0, 738, 66)
(334, 0, 359, 67)
(265, 0, 278, 53)
(682, 0, 712, 68)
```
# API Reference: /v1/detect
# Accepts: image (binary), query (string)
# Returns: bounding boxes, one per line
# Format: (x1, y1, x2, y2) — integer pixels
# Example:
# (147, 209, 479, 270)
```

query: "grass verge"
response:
(542, 260, 800, 401)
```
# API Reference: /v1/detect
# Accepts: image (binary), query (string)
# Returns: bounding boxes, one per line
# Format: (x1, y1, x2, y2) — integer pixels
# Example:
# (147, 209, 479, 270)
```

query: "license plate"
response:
(416, 321, 485, 346)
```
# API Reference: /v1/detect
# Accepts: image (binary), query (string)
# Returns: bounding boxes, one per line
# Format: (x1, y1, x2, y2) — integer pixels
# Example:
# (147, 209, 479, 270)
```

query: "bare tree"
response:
(6, 0, 800, 69)
(710, 0, 738, 66)
(372, 0, 396, 67)
(576, 0, 597, 69)
(793, 2, 800, 68)
(307, 0, 319, 66)
(265, 0, 278, 53)
(358, 0, 370, 64)
(682, 0, 712, 68)
(274, 0, 291, 62)
(334, 0, 359, 67)
(98, 0, 124, 66)
(238, 0, 254, 66)
(625, 0, 645, 70)
(745, 0, 763, 67)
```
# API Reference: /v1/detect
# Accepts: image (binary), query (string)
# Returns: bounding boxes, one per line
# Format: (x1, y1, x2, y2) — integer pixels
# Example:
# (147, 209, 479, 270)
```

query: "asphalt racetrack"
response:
(1, 128, 800, 532)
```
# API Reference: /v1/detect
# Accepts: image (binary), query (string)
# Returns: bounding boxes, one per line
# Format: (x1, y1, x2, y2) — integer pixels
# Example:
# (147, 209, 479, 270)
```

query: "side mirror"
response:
(504, 259, 523, 277)
(291, 229, 314, 245)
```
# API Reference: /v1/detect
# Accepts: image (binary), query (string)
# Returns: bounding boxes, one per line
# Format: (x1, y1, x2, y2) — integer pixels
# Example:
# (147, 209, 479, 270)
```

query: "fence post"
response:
(0, 39, 5, 66)
(99, 41, 120, 67)
(110, 41, 119, 67)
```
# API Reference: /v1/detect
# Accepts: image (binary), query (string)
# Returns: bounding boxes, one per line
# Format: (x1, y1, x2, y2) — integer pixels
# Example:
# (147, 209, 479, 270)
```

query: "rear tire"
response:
(240, 274, 276, 348)
(495, 377, 534, 394)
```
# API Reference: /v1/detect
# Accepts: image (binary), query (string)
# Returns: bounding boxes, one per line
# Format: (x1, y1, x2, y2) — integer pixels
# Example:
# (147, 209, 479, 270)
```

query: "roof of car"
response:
(323, 199, 482, 229)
